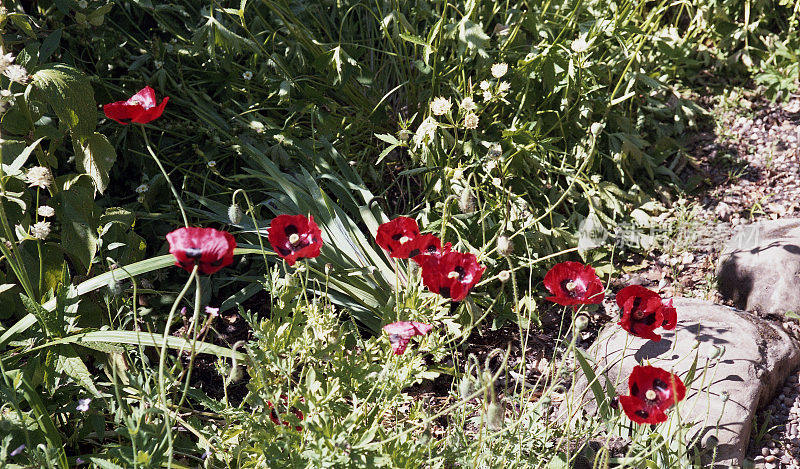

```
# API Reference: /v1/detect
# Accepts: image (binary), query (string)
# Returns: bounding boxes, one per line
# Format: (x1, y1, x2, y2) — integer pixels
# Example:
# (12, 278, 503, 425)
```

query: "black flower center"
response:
(440, 286, 451, 298)
(453, 265, 465, 281)
(284, 224, 299, 236)
(185, 247, 202, 259)
(635, 409, 649, 419)
(560, 278, 584, 298)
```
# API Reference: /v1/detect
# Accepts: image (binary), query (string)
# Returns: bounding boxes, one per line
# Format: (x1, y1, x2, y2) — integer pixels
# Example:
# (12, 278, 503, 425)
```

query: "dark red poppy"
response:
(660, 298, 677, 330)
(383, 321, 434, 355)
(419, 251, 485, 302)
(376, 217, 421, 258)
(103, 86, 169, 125)
(410, 233, 450, 264)
(268, 214, 323, 266)
(616, 286, 677, 342)
(619, 365, 686, 425)
(267, 395, 303, 431)
(543, 261, 604, 306)
(166, 227, 236, 275)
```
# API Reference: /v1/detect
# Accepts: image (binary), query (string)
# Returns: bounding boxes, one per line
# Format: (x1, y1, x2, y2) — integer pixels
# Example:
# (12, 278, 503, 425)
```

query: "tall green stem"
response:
(138, 125, 189, 227)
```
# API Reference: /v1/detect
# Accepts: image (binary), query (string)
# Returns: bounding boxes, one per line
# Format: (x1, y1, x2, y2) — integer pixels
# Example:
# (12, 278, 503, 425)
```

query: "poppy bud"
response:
(458, 376, 472, 398)
(228, 203, 243, 225)
(107, 279, 124, 295)
(496, 235, 513, 256)
(498, 270, 511, 283)
(487, 401, 504, 430)
(458, 187, 476, 214)
(574, 314, 589, 332)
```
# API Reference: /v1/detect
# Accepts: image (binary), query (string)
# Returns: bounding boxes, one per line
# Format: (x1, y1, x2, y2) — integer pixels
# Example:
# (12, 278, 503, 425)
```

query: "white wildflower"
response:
(482, 90, 493, 102)
(205, 306, 220, 317)
(488, 143, 503, 158)
(463, 112, 479, 130)
(37, 206, 55, 218)
(77, 0, 88, 8)
(413, 117, 438, 149)
(430, 97, 452, 116)
(153, 60, 163, 69)
(135, 184, 149, 194)
(249, 120, 265, 133)
(25, 166, 53, 189)
(498, 81, 510, 94)
(76, 398, 91, 412)
(31, 221, 51, 240)
(460, 96, 477, 112)
(571, 37, 590, 53)
(207, 160, 217, 168)
(242, 70, 253, 81)
(479, 80, 491, 91)
(0, 49, 13, 74)
(491, 63, 508, 79)
(4, 64, 28, 84)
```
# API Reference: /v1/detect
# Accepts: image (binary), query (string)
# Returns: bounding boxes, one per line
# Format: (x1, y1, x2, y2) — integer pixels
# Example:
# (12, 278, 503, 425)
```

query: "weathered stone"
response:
(717, 218, 800, 315)
(561, 298, 800, 467)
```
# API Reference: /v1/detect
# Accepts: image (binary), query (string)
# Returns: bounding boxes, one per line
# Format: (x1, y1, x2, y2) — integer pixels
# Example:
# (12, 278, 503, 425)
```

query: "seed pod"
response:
(574, 314, 589, 332)
(487, 401, 504, 430)
(458, 186, 476, 214)
(459, 376, 472, 399)
(496, 235, 513, 256)
(228, 203, 243, 225)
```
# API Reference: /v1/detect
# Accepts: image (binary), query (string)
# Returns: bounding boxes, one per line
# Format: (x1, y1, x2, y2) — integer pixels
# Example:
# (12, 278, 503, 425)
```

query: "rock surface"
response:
(562, 298, 800, 467)
(717, 218, 800, 315)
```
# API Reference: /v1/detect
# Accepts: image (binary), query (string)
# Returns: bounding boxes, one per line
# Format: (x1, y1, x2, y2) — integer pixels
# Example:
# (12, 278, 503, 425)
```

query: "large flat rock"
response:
(717, 218, 800, 315)
(561, 298, 800, 467)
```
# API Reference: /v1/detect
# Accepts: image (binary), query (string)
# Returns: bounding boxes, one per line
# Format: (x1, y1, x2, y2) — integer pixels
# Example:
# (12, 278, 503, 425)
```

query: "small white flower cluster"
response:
(459, 97, 479, 130)
(480, 63, 511, 103)
(31, 221, 51, 240)
(430, 96, 452, 116)
(242, 70, 253, 81)
(413, 116, 438, 149)
(37, 205, 55, 218)
(0, 47, 25, 85)
(25, 166, 53, 189)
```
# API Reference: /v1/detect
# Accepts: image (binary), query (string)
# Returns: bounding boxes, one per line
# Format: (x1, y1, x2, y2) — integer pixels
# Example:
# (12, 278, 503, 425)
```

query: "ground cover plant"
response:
(0, 0, 798, 467)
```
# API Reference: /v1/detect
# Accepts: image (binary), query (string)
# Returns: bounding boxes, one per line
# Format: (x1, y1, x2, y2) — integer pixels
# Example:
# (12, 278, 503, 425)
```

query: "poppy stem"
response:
(156, 265, 198, 463)
(138, 124, 189, 228)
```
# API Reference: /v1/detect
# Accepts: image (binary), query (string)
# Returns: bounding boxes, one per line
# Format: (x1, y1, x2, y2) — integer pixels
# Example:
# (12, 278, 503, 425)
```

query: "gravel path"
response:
(638, 88, 800, 468)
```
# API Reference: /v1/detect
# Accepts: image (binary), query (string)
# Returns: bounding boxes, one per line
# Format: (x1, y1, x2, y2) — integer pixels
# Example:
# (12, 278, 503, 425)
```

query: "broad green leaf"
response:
(34, 331, 247, 361)
(1, 137, 43, 176)
(54, 175, 99, 270)
(31, 64, 97, 139)
(78, 133, 117, 194)
(39, 29, 62, 62)
(58, 353, 102, 397)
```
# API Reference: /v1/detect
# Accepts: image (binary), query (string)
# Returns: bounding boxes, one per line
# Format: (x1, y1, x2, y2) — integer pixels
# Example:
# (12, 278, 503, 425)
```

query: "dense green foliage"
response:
(0, 0, 798, 467)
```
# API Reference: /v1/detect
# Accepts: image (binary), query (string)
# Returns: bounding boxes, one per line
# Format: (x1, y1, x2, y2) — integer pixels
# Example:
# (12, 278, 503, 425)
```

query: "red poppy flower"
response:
(267, 395, 303, 431)
(376, 217, 421, 258)
(410, 233, 450, 264)
(267, 214, 323, 266)
(619, 365, 686, 425)
(166, 227, 236, 275)
(383, 321, 434, 355)
(103, 86, 169, 125)
(543, 261, 604, 306)
(660, 298, 677, 330)
(419, 251, 485, 302)
(616, 286, 677, 342)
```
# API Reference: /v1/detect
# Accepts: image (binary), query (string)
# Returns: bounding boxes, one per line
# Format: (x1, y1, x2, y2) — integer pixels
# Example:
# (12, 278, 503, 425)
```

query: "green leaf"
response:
(34, 330, 247, 361)
(58, 352, 102, 397)
(1, 137, 43, 176)
(574, 347, 612, 419)
(78, 133, 117, 194)
(54, 175, 99, 270)
(30, 64, 97, 139)
(20, 293, 62, 338)
(39, 29, 62, 62)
